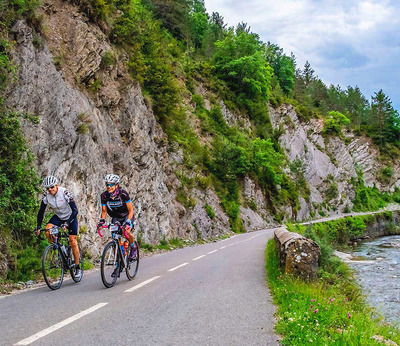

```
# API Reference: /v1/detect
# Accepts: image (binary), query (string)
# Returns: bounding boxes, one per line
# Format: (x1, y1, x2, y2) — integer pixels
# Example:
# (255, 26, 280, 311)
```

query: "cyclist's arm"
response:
(100, 205, 107, 219)
(37, 201, 47, 228)
(66, 201, 78, 224)
(126, 201, 134, 221)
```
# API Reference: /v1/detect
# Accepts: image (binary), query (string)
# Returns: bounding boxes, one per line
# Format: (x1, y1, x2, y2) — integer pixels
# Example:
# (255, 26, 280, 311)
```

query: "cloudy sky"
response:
(204, 0, 400, 111)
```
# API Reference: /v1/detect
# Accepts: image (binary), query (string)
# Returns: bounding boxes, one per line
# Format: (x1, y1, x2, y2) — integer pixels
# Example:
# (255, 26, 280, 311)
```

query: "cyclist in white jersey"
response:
(35, 176, 82, 278)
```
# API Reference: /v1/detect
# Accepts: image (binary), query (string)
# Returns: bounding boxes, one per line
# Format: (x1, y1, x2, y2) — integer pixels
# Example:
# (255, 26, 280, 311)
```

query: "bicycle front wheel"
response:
(101, 241, 118, 288)
(42, 244, 64, 290)
(70, 244, 84, 283)
(126, 242, 139, 280)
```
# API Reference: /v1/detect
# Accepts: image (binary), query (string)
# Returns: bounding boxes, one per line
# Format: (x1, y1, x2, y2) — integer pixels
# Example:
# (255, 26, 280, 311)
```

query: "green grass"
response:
(266, 240, 400, 345)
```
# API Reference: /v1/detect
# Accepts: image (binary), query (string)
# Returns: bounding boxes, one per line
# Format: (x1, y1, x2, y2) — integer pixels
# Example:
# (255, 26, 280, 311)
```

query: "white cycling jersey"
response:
(43, 186, 74, 220)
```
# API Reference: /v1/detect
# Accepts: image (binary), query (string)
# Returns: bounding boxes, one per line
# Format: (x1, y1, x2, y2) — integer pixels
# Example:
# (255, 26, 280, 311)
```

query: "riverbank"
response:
(266, 240, 400, 344)
(268, 209, 400, 344)
(343, 235, 400, 325)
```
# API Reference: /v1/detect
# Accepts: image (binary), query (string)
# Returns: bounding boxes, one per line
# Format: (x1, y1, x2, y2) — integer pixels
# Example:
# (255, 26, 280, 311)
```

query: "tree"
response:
(303, 61, 315, 85)
(213, 29, 272, 101)
(370, 90, 400, 146)
(345, 86, 369, 129)
(201, 11, 226, 57)
(188, 0, 208, 48)
(145, 0, 191, 40)
(264, 42, 295, 95)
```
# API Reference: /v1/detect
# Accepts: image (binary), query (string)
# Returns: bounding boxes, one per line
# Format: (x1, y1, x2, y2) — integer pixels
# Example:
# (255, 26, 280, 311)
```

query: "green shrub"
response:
(204, 203, 215, 219)
(100, 51, 116, 68)
(191, 94, 205, 108)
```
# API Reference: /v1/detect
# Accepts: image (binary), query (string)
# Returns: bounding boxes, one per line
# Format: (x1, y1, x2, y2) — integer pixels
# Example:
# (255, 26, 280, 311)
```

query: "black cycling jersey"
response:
(100, 189, 131, 219)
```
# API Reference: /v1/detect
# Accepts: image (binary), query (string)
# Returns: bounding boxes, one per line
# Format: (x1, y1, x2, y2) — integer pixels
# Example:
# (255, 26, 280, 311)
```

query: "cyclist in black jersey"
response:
(97, 174, 137, 264)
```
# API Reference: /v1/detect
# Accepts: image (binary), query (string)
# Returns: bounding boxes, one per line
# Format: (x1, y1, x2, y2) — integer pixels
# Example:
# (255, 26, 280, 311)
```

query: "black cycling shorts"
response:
(48, 214, 78, 236)
(111, 216, 133, 225)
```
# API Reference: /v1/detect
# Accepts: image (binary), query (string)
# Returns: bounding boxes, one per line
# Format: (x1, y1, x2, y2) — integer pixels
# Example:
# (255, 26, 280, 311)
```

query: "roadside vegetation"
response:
(266, 212, 400, 344)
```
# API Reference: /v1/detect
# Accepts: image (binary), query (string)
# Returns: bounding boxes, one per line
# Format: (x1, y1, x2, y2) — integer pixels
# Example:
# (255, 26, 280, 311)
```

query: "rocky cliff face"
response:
(269, 104, 400, 220)
(5, 0, 230, 257)
(5, 0, 399, 259)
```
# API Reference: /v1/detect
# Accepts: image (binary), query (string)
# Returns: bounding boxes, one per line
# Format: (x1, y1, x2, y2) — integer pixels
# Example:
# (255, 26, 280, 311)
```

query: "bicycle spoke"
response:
(42, 244, 64, 290)
(126, 242, 139, 280)
(101, 242, 118, 288)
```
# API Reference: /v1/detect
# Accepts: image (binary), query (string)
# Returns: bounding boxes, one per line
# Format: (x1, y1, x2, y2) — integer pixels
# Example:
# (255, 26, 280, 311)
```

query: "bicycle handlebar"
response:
(97, 223, 130, 239)
(97, 224, 108, 238)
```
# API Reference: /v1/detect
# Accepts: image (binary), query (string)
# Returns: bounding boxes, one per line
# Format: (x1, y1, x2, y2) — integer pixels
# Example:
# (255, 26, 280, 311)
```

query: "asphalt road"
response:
(0, 229, 280, 346)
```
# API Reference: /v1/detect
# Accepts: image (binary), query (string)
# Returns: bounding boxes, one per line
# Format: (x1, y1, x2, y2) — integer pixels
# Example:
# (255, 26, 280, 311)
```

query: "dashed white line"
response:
(14, 302, 108, 345)
(207, 250, 218, 254)
(124, 276, 161, 293)
(220, 246, 227, 249)
(168, 263, 189, 272)
(192, 255, 206, 261)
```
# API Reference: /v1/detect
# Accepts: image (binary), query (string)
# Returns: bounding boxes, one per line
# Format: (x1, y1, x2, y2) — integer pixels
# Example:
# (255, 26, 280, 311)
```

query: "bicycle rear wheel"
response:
(126, 242, 139, 280)
(42, 244, 64, 290)
(70, 244, 84, 283)
(101, 241, 118, 288)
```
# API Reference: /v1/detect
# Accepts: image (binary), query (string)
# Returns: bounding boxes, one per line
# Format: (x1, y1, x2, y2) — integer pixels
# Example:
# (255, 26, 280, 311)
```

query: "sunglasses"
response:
(106, 183, 116, 187)
(47, 185, 56, 190)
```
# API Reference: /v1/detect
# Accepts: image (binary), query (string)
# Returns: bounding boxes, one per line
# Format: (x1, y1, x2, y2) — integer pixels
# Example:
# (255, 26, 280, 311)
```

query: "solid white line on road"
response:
(14, 302, 108, 345)
(125, 276, 161, 293)
(192, 255, 206, 261)
(219, 246, 227, 249)
(168, 263, 189, 272)
(207, 250, 218, 254)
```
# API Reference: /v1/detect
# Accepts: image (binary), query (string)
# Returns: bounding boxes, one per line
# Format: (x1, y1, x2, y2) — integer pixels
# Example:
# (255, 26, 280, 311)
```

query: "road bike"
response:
(98, 222, 139, 288)
(41, 225, 84, 290)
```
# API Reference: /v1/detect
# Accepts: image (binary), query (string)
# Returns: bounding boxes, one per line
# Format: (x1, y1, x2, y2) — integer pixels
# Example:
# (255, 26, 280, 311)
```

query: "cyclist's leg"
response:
(45, 215, 62, 242)
(67, 218, 79, 265)
(123, 216, 135, 243)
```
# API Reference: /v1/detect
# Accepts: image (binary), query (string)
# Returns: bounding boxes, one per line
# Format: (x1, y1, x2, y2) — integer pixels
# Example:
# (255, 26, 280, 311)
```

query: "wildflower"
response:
(347, 313, 351, 319)
(309, 339, 313, 343)
(314, 309, 318, 313)
(310, 299, 316, 302)
(310, 304, 313, 308)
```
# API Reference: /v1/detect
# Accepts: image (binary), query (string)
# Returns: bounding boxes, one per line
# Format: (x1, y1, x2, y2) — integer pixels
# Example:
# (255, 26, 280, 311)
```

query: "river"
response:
(346, 235, 400, 325)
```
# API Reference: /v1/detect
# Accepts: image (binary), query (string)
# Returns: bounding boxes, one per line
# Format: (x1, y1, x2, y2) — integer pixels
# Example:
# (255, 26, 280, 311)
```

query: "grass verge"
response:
(266, 239, 400, 345)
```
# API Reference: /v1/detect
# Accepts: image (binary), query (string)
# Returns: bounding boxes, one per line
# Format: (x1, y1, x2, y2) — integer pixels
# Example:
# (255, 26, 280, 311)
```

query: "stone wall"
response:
(274, 227, 321, 281)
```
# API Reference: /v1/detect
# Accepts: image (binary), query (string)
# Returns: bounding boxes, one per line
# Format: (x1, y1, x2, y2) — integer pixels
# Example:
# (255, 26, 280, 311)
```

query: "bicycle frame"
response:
(101, 223, 129, 272)
(49, 226, 74, 270)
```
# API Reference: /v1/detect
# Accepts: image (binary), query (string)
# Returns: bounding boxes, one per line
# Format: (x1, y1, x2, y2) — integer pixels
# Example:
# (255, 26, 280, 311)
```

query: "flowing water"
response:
(346, 235, 400, 325)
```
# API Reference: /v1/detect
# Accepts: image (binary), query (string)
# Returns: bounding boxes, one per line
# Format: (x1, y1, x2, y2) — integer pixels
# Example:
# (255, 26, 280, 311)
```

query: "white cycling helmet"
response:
(42, 175, 59, 188)
(105, 174, 120, 184)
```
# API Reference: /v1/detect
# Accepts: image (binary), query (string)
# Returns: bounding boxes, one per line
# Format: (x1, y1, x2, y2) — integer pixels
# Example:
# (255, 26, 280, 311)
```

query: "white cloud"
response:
(204, 0, 400, 109)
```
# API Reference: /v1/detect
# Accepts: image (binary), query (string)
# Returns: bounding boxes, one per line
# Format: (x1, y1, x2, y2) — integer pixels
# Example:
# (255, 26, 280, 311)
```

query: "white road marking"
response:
(125, 276, 161, 292)
(192, 255, 206, 261)
(220, 246, 227, 249)
(14, 302, 108, 345)
(207, 250, 218, 254)
(168, 263, 189, 272)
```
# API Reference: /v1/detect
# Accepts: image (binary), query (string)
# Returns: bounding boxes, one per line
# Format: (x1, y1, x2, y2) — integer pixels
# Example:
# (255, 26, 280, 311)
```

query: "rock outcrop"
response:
(269, 104, 400, 220)
(5, 1, 230, 258)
